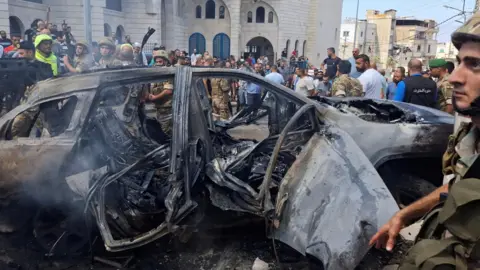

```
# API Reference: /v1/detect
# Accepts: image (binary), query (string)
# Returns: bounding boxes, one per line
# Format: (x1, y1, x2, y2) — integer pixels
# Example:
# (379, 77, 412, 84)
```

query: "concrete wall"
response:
(239, 0, 279, 59)
(8, 0, 48, 39)
(309, 0, 343, 65)
(184, 0, 231, 54)
(0, 0, 8, 35)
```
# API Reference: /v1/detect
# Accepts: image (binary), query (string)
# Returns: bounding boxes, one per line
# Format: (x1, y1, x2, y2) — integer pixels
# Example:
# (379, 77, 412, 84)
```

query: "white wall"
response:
(309, 0, 343, 66)
(239, 0, 279, 58)
(0, 0, 8, 35)
(185, 0, 231, 54)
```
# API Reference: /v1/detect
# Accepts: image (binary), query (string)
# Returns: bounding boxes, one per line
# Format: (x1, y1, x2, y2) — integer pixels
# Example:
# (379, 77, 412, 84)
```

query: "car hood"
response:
(273, 127, 399, 269)
(315, 97, 454, 125)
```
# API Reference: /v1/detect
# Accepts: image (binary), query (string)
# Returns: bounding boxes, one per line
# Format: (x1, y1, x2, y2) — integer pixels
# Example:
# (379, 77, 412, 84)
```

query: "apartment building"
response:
(339, 18, 378, 60)
(365, 9, 397, 69)
(394, 18, 438, 68)
(436, 42, 457, 62)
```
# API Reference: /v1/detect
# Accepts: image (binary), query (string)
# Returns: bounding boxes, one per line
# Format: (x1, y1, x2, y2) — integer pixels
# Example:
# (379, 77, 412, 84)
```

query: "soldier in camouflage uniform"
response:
(149, 50, 174, 135)
(331, 60, 363, 97)
(210, 65, 231, 120)
(96, 38, 116, 68)
(369, 11, 480, 269)
(429, 58, 454, 114)
(63, 41, 94, 73)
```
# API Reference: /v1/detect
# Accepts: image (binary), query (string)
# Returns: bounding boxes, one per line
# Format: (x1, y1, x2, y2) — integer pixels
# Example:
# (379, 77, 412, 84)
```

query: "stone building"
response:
(339, 18, 379, 60)
(0, 0, 343, 65)
(395, 17, 438, 68)
(436, 42, 457, 62)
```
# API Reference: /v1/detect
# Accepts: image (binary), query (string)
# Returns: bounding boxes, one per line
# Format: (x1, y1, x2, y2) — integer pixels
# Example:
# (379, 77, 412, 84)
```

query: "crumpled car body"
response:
(0, 67, 454, 269)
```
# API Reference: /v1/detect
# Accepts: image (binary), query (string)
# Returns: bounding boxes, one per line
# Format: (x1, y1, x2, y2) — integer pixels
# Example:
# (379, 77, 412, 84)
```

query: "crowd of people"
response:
(0, 17, 456, 121)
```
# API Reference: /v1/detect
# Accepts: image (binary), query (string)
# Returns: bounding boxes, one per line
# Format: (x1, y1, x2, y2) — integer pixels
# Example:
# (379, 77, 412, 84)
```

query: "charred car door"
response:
(190, 69, 399, 269)
(73, 67, 212, 252)
(0, 92, 93, 196)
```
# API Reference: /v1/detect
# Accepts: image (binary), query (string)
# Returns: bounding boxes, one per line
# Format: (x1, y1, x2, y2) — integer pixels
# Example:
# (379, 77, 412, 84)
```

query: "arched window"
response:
(196, 5, 202, 18)
(104, 23, 112, 37)
(256, 7, 265, 23)
(268, 11, 273, 23)
(219, 6, 225, 19)
(302, 40, 307, 56)
(294, 40, 299, 51)
(286, 39, 290, 55)
(247, 11, 252, 23)
(205, 0, 215, 19)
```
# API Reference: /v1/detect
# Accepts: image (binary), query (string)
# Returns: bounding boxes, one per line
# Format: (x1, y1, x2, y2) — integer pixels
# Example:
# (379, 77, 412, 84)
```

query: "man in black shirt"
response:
(321, 47, 341, 81)
(401, 59, 437, 108)
(0, 31, 12, 48)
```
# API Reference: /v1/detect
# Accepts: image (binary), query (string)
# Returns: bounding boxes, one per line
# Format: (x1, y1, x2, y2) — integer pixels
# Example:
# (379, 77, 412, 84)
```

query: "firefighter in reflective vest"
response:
(369, 11, 480, 269)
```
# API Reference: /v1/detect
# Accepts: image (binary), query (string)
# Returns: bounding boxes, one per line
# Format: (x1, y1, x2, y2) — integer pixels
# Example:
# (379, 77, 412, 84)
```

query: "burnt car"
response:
(0, 67, 453, 269)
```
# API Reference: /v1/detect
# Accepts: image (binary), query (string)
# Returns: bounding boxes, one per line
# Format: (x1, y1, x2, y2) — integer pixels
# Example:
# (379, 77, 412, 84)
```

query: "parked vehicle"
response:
(0, 67, 454, 269)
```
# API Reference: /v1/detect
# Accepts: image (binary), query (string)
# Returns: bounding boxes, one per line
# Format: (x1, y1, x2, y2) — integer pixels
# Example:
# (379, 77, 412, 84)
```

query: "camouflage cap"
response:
(98, 38, 115, 50)
(76, 41, 90, 53)
(153, 49, 169, 60)
(452, 11, 480, 49)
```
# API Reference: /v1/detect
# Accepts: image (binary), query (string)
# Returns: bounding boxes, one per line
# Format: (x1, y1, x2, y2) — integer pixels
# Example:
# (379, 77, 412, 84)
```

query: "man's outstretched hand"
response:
(369, 213, 406, 252)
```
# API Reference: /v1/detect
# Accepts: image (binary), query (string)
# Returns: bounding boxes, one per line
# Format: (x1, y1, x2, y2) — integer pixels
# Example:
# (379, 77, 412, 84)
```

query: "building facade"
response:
(366, 9, 397, 69)
(339, 18, 378, 60)
(436, 42, 457, 62)
(394, 17, 438, 68)
(0, 0, 343, 65)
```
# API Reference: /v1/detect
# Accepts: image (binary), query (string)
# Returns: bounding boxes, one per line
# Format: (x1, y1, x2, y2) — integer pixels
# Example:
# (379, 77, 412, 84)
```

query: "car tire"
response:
(388, 174, 437, 209)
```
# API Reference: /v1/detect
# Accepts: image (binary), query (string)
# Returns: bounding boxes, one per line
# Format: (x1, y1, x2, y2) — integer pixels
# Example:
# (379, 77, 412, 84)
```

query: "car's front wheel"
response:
(387, 174, 437, 209)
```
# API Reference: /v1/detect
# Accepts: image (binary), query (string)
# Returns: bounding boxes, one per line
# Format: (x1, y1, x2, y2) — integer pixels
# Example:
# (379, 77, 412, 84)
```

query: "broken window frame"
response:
(0, 92, 92, 140)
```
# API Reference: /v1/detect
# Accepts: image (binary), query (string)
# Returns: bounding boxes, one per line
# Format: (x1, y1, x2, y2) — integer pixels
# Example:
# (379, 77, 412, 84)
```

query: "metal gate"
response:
(189, 33, 206, 55)
(212, 33, 230, 60)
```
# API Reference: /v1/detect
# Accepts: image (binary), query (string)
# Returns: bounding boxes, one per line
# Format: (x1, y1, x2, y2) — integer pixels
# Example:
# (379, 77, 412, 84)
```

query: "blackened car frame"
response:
(0, 67, 454, 269)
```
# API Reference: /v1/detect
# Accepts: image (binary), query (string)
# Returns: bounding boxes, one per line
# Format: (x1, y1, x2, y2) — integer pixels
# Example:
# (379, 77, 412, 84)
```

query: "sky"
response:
(341, 0, 476, 42)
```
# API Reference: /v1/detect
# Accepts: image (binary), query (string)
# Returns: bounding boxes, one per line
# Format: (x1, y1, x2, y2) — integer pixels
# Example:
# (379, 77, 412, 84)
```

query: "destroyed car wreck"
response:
(0, 67, 454, 269)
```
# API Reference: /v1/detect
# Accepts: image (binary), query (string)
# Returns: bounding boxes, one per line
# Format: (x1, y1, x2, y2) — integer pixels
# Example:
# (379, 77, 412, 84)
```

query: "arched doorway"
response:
(9, 16, 24, 37)
(116, 25, 125, 43)
(104, 23, 112, 37)
(212, 33, 230, 60)
(245, 36, 274, 62)
(189, 33, 206, 55)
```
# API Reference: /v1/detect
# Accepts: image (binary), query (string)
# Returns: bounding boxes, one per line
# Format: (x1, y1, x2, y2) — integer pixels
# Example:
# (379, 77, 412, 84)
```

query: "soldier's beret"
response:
(429, 59, 447, 68)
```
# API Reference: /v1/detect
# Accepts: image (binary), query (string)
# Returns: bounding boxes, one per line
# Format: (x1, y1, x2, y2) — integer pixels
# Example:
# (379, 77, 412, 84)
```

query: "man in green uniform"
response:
(149, 50, 173, 135)
(96, 38, 116, 68)
(369, 11, 480, 269)
(430, 58, 454, 114)
(63, 41, 93, 73)
(210, 74, 231, 120)
(331, 60, 363, 97)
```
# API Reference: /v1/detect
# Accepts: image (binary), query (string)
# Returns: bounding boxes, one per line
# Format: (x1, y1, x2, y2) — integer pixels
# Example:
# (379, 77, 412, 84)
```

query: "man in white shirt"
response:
(356, 54, 387, 99)
(191, 49, 197, 65)
(265, 65, 285, 85)
(295, 68, 315, 97)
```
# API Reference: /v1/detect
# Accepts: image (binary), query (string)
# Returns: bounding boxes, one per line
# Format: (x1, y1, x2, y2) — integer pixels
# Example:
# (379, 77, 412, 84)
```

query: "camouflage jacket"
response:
(151, 80, 174, 109)
(72, 55, 93, 72)
(331, 74, 363, 97)
(437, 74, 454, 113)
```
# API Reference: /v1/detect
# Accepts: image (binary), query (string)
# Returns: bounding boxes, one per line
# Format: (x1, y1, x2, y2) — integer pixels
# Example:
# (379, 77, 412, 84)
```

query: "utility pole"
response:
(83, 0, 92, 46)
(353, 0, 360, 49)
